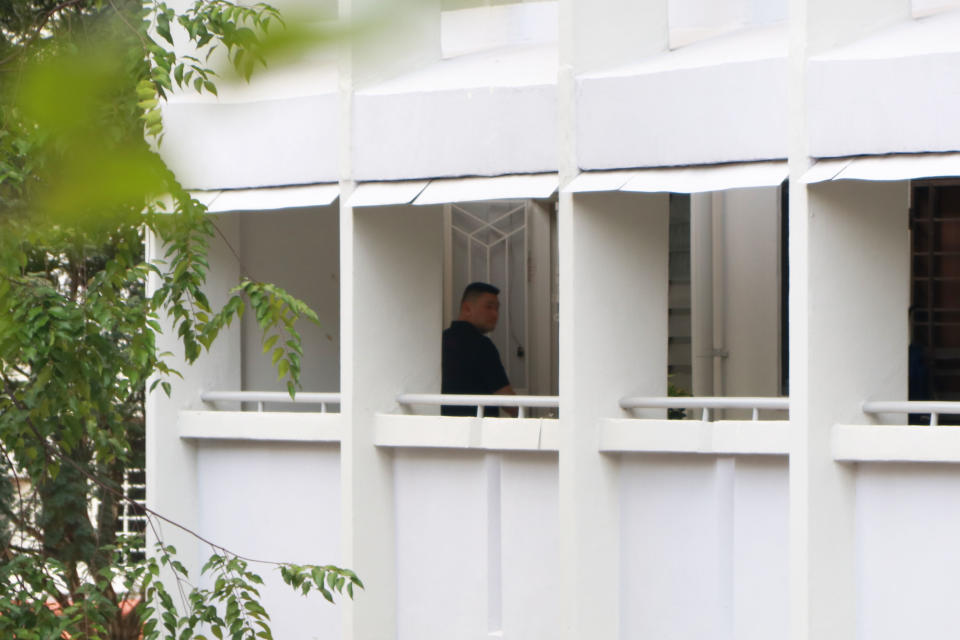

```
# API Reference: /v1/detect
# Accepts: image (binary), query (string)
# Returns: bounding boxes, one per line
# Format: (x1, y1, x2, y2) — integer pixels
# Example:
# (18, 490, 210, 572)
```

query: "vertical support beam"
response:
(145, 215, 242, 581)
(789, 179, 909, 640)
(556, 4, 669, 638)
(788, 3, 910, 639)
(690, 193, 715, 397)
(340, 203, 443, 640)
(337, 0, 442, 633)
(557, 191, 669, 640)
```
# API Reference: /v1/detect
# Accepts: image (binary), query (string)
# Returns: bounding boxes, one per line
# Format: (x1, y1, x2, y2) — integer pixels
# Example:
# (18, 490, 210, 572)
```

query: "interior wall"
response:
(723, 187, 782, 400)
(236, 207, 340, 399)
(690, 187, 782, 410)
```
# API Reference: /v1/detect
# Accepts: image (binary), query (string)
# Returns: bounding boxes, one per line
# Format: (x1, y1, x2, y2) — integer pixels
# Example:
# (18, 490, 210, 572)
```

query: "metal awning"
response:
(347, 180, 429, 207)
(192, 183, 339, 213)
(802, 153, 960, 184)
(566, 161, 788, 194)
(413, 173, 558, 205)
(348, 173, 558, 207)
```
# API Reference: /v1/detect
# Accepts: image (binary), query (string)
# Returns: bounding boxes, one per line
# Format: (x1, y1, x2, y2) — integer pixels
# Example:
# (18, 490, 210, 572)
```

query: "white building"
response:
(148, 1, 960, 639)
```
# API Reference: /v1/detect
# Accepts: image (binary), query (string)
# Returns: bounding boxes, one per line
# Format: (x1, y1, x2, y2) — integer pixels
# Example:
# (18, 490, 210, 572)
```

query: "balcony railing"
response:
(200, 391, 341, 413)
(396, 393, 559, 418)
(862, 400, 960, 426)
(620, 396, 790, 421)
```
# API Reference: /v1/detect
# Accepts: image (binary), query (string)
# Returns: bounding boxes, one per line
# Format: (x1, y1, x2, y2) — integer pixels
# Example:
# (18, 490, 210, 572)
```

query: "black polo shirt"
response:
(441, 321, 510, 416)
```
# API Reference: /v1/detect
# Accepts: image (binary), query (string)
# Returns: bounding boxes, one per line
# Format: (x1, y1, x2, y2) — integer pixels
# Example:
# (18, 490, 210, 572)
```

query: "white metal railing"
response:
(200, 391, 341, 413)
(862, 400, 960, 426)
(620, 396, 790, 421)
(396, 393, 559, 418)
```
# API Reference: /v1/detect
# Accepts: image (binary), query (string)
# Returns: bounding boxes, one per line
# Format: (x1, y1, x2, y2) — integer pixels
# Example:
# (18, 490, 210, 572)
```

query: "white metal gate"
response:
(445, 200, 529, 391)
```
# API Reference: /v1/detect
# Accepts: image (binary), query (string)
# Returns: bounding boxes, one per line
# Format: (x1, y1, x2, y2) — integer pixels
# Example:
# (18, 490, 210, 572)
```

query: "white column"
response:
(339, 203, 443, 640)
(789, 179, 909, 640)
(145, 215, 242, 580)
(556, 4, 670, 637)
(788, 3, 910, 638)
(337, 2, 443, 634)
(557, 191, 669, 640)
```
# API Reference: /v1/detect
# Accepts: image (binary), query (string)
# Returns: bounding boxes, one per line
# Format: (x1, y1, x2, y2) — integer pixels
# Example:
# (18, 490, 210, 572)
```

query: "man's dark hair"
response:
(461, 281, 500, 305)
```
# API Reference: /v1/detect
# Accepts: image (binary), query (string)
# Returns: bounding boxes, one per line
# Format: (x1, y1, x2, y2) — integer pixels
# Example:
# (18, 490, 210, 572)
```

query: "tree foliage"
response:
(0, 1, 351, 638)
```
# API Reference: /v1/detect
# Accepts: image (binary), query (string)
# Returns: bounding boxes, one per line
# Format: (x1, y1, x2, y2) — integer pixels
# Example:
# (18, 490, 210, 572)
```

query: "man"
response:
(442, 282, 516, 417)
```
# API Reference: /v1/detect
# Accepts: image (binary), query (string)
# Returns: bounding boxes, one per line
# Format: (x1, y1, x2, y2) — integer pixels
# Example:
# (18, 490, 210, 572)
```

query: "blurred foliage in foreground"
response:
(0, 1, 352, 638)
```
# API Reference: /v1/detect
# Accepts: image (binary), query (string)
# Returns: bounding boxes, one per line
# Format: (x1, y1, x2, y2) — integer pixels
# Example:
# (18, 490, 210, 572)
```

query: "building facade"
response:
(148, 1, 960, 638)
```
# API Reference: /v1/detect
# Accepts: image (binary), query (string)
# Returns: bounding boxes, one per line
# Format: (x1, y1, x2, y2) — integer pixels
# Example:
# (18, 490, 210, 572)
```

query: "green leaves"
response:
(0, 1, 344, 638)
(136, 546, 361, 640)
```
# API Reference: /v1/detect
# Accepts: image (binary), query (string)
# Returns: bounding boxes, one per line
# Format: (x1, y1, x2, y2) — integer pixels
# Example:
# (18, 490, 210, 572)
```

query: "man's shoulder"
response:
(444, 321, 479, 340)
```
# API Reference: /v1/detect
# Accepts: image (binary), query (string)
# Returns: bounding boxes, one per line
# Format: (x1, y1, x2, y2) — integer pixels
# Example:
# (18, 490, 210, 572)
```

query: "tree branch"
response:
(0, 0, 87, 68)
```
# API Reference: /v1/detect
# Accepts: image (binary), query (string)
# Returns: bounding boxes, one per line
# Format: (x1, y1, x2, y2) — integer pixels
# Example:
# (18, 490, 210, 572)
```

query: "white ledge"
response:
(179, 410, 341, 442)
(599, 419, 789, 455)
(833, 424, 960, 463)
(374, 413, 559, 451)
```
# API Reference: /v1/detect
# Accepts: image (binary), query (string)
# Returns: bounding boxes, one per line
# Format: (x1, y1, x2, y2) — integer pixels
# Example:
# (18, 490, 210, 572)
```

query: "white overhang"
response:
(802, 153, 960, 184)
(347, 181, 430, 207)
(191, 183, 339, 213)
(576, 25, 788, 170)
(807, 9, 960, 158)
(414, 173, 558, 205)
(566, 161, 788, 194)
(349, 174, 558, 207)
(352, 43, 558, 181)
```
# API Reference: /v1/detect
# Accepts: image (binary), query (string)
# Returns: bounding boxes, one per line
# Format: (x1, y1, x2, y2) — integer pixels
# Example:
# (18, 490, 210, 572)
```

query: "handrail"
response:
(396, 393, 559, 419)
(201, 391, 341, 413)
(862, 400, 960, 427)
(619, 396, 789, 422)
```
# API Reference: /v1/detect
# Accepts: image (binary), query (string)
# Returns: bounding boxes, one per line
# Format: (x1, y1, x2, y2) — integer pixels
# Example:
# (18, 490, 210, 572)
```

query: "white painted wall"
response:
(196, 441, 342, 640)
(500, 453, 561, 640)
(856, 462, 960, 640)
(394, 449, 491, 639)
(620, 454, 789, 640)
(237, 207, 340, 399)
(670, 0, 788, 31)
(441, 1, 558, 58)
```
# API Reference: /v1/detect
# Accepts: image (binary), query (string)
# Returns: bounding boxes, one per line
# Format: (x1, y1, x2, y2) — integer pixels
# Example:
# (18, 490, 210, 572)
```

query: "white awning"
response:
(802, 153, 960, 184)
(348, 174, 558, 207)
(348, 181, 429, 207)
(193, 183, 339, 213)
(414, 173, 558, 205)
(565, 170, 640, 193)
(566, 161, 788, 194)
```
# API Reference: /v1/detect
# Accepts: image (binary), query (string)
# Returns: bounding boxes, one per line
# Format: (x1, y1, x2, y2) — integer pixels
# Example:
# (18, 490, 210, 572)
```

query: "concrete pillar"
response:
(557, 191, 669, 640)
(789, 179, 909, 640)
(339, 203, 443, 640)
(145, 215, 242, 580)
(788, 1, 911, 639)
